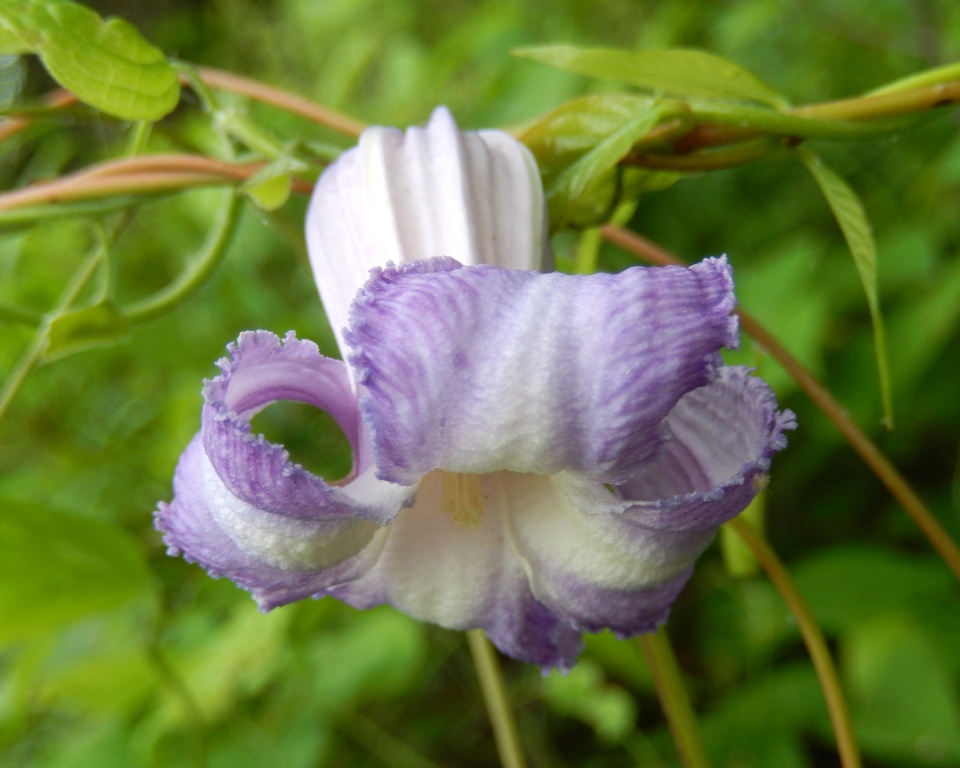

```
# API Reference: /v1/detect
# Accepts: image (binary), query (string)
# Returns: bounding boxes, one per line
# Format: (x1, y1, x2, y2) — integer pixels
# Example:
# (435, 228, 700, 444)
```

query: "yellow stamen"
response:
(440, 472, 484, 528)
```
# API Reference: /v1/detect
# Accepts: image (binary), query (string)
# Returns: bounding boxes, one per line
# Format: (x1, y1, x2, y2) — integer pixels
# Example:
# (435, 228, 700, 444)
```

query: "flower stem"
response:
(726, 517, 862, 768)
(465, 629, 528, 768)
(638, 627, 711, 768)
(598, 225, 960, 583)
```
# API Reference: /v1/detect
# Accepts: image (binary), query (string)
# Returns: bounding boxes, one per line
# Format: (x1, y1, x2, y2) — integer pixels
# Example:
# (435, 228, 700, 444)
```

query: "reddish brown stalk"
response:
(0, 89, 78, 143)
(599, 224, 960, 581)
(196, 66, 366, 137)
(0, 154, 314, 211)
(728, 517, 862, 768)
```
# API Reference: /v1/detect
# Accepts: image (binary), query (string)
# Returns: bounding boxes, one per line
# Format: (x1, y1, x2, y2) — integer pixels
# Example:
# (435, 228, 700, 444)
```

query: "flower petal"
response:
(202, 330, 414, 526)
(324, 470, 584, 669)
(306, 106, 550, 356)
(505, 367, 795, 635)
(347, 256, 738, 485)
(619, 365, 798, 529)
(156, 436, 386, 610)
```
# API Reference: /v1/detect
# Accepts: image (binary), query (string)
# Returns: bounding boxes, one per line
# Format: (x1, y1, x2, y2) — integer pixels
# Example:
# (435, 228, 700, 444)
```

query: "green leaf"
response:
(792, 545, 952, 634)
(543, 659, 637, 743)
(43, 300, 131, 361)
(0, 20, 32, 53)
(843, 613, 960, 762)
(799, 147, 894, 427)
(547, 102, 666, 230)
(0, 496, 154, 646)
(522, 94, 680, 229)
(0, 0, 180, 120)
(514, 45, 787, 107)
(239, 155, 306, 211)
(243, 173, 291, 211)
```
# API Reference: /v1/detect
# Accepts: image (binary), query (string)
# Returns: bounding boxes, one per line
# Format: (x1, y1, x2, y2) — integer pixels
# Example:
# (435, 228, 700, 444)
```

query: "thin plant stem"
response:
(0, 325, 49, 425)
(196, 66, 366, 138)
(638, 627, 711, 768)
(127, 120, 153, 156)
(0, 197, 143, 229)
(146, 643, 207, 768)
(598, 225, 960, 582)
(0, 154, 314, 213)
(0, 302, 42, 326)
(465, 629, 528, 768)
(123, 191, 241, 323)
(726, 517, 862, 768)
(0, 246, 104, 423)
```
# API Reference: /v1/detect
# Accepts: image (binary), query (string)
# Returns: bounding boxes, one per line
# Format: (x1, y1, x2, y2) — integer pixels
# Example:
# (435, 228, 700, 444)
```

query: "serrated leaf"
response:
(43, 300, 131, 361)
(547, 102, 665, 230)
(799, 147, 894, 427)
(515, 45, 786, 107)
(0, 496, 154, 646)
(0, 0, 179, 120)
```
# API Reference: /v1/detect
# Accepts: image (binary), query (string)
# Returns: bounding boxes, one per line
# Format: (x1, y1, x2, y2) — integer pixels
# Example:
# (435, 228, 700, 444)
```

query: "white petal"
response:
(306, 106, 550, 357)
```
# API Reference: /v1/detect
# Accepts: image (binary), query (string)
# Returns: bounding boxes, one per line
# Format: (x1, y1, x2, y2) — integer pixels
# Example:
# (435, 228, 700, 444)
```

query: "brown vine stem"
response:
(598, 224, 960, 582)
(0, 89, 78, 143)
(0, 154, 314, 212)
(726, 517, 862, 768)
(195, 67, 366, 138)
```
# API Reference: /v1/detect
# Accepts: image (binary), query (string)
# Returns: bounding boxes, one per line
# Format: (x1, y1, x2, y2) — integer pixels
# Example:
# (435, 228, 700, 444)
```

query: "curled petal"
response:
(347, 256, 738, 485)
(306, 106, 550, 356)
(157, 331, 419, 607)
(620, 365, 798, 529)
(507, 367, 795, 636)
(202, 330, 414, 525)
(156, 436, 386, 610)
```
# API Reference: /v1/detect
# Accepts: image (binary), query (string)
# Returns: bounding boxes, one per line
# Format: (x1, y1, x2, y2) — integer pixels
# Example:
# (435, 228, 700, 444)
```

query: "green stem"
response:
(0, 302, 42, 326)
(638, 627, 711, 768)
(868, 63, 960, 95)
(128, 121, 153, 156)
(0, 197, 143, 228)
(146, 644, 207, 768)
(727, 517, 862, 768)
(0, 246, 104, 423)
(123, 192, 241, 323)
(687, 99, 919, 141)
(465, 629, 528, 768)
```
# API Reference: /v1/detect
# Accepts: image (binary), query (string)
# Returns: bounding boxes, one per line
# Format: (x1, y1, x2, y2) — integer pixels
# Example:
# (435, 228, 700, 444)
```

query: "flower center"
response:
(439, 471, 484, 528)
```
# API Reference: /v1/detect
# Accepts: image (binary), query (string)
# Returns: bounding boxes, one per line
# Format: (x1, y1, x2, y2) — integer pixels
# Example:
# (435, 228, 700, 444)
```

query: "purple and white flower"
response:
(156, 107, 795, 669)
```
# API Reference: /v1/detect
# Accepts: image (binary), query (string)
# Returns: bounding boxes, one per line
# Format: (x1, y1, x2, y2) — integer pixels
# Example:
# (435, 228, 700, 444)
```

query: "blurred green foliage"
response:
(2, 0, 960, 766)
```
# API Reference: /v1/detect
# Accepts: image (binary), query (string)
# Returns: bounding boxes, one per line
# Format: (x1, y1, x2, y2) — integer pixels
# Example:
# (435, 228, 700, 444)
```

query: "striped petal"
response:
(306, 106, 550, 357)
(347, 256, 738, 486)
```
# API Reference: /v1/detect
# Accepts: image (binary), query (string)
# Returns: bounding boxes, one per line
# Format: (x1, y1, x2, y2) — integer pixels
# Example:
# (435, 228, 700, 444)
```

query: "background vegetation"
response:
(2, 0, 960, 766)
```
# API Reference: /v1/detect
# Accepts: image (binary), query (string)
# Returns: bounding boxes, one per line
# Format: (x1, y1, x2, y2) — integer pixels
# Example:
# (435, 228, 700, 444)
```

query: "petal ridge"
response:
(347, 258, 740, 484)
